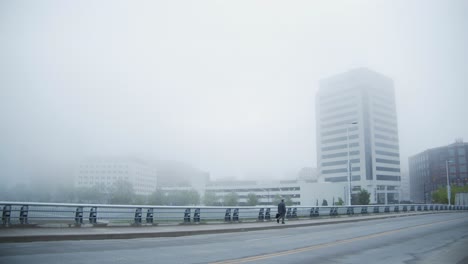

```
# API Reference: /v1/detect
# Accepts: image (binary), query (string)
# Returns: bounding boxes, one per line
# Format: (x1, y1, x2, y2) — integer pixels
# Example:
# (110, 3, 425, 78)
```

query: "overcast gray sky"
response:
(1, 0, 467, 183)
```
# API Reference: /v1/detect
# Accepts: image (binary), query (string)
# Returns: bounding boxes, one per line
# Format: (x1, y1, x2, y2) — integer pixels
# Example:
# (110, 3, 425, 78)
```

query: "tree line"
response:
(431, 185, 468, 204)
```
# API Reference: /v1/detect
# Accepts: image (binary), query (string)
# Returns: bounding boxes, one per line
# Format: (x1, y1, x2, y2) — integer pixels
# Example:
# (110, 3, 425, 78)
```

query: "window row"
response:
(375, 133, 399, 143)
(376, 158, 400, 165)
(322, 158, 360, 167)
(322, 142, 359, 152)
(321, 134, 358, 144)
(321, 126, 358, 137)
(320, 110, 358, 123)
(322, 118, 358, 129)
(322, 167, 360, 174)
(376, 167, 400, 172)
(375, 142, 399, 150)
(374, 126, 398, 135)
(376, 175, 401, 181)
(375, 150, 399, 157)
(322, 151, 360, 159)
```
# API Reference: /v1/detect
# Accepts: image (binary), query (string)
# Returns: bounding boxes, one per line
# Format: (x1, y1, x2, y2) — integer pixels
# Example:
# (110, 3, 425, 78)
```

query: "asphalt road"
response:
(1, 213, 467, 264)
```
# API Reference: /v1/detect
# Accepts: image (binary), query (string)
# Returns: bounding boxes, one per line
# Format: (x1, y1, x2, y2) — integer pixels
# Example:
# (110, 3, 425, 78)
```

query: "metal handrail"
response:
(1, 201, 466, 227)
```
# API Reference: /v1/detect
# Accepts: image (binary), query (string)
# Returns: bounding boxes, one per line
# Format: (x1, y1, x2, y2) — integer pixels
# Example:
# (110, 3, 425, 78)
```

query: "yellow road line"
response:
(210, 216, 465, 264)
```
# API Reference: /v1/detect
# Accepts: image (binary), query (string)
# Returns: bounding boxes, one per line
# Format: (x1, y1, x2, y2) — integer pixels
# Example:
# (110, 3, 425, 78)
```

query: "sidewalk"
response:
(0, 212, 439, 243)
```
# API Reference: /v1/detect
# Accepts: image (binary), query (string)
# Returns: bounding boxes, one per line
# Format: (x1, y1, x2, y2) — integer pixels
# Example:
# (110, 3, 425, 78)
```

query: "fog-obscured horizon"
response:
(1, 0, 467, 186)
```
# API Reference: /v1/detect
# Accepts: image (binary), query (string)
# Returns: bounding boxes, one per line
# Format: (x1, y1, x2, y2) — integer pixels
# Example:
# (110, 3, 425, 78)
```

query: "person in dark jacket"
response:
(277, 199, 286, 224)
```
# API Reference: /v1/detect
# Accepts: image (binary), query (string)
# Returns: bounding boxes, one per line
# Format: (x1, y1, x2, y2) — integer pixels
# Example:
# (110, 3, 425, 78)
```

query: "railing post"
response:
(194, 208, 201, 223)
(264, 208, 270, 221)
(134, 208, 142, 225)
(184, 208, 191, 223)
(310, 207, 319, 217)
(146, 208, 154, 224)
(89, 207, 97, 224)
(360, 206, 368, 214)
(75, 207, 83, 226)
(232, 208, 239, 222)
(257, 208, 264, 221)
(19, 205, 29, 225)
(291, 208, 298, 219)
(225, 208, 232, 222)
(2, 205, 11, 226)
(286, 208, 292, 219)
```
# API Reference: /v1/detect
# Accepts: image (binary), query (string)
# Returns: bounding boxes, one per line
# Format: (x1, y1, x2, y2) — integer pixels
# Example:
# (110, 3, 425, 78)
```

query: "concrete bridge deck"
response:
(0, 211, 442, 243)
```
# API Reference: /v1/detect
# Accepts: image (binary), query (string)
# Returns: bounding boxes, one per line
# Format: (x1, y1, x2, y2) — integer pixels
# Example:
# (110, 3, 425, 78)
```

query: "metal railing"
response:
(1, 201, 466, 227)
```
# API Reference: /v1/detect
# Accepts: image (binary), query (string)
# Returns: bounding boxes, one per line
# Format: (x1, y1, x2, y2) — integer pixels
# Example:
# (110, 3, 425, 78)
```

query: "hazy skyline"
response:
(1, 0, 467, 184)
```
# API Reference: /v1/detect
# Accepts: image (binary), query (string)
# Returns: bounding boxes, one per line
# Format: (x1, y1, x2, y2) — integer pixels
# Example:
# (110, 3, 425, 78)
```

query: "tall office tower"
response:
(316, 68, 401, 204)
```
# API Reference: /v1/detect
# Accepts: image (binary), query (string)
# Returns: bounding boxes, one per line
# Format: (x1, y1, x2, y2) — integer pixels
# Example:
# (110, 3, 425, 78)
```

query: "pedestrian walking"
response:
(277, 199, 286, 224)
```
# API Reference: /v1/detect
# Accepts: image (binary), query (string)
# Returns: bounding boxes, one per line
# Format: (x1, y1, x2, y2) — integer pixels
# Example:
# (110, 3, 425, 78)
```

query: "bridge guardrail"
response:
(1, 201, 466, 228)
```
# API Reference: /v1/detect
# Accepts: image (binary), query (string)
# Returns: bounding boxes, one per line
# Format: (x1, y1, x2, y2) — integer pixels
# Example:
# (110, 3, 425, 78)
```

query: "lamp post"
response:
(446, 160, 454, 206)
(347, 121, 358, 206)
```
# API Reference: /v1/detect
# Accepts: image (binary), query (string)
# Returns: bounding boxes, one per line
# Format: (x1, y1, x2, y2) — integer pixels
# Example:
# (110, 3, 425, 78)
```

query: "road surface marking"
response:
(210, 216, 466, 264)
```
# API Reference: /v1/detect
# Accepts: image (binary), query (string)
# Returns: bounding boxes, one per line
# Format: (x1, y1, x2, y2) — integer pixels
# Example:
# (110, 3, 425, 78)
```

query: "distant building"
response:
(409, 141, 468, 203)
(316, 68, 401, 204)
(297, 167, 318, 181)
(399, 171, 411, 202)
(455, 193, 468, 206)
(154, 160, 210, 195)
(162, 179, 346, 206)
(74, 157, 157, 196)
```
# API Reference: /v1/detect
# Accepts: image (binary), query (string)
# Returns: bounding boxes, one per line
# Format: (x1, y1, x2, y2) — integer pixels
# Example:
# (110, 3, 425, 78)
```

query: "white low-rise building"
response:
(74, 157, 157, 196)
(162, 179, 346, 206)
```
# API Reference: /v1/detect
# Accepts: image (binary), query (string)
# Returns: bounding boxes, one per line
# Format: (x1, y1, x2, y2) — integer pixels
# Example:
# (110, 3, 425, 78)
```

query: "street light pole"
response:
(446, 160, 452, 206)
(347, 121, 358, 206)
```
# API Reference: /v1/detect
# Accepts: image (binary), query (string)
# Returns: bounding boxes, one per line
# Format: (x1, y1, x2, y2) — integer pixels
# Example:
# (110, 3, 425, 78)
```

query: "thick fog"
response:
(1, 0, 467, 186)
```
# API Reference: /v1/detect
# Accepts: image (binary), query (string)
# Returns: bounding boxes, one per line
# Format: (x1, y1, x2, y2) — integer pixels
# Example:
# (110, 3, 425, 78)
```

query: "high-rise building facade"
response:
(409, 141, 468, 203)
(316, 68, 401, 204)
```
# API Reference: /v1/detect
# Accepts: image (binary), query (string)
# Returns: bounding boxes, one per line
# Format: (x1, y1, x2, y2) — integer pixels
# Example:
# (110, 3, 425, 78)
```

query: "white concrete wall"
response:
(299, 181, 347, 206)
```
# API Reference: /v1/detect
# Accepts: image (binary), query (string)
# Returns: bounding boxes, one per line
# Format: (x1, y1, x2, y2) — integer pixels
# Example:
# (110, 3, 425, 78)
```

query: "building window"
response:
(322, 151, 360, 159)
(376, 158, 400, 165)
(322, 143, 358, 152)
(375, 142, 399, 150)
(376, 150, 399, 157)
(376, 175, 401, 181)
(376, 167, 400, 172)
(322, 159, 360, 167)
(460, 165, 467, 173)
(449, 148, 455, 156)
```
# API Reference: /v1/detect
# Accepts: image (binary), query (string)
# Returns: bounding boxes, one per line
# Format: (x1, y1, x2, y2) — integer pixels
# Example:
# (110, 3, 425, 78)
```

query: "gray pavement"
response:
(0, 211, 444, 243)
